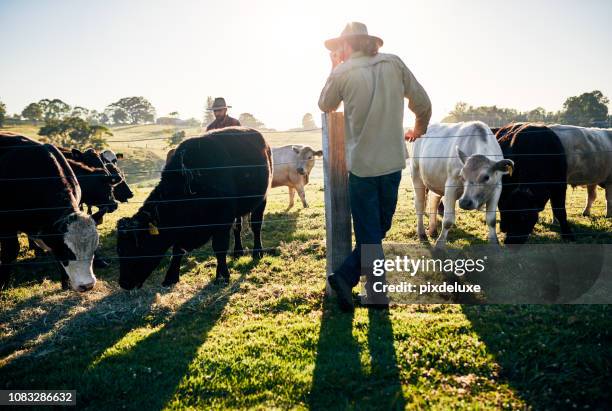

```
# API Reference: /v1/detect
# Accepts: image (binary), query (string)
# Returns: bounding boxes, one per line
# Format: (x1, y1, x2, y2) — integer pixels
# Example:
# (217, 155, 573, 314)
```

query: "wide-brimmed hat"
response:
(324, 22, 383, 51)
(207, 97, 232, 111)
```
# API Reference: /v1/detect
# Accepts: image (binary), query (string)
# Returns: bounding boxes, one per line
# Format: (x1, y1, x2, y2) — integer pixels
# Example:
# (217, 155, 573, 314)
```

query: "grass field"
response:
(0, 124, 611, 410)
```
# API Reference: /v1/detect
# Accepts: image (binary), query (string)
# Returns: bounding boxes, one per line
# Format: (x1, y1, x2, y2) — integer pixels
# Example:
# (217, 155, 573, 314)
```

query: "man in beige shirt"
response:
(319, 22, 431, 311)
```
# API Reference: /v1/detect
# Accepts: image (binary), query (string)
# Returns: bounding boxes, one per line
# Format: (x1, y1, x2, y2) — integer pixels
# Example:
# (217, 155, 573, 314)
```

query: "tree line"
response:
(443, 90, 610, 127)
(0, 90, 609, 149)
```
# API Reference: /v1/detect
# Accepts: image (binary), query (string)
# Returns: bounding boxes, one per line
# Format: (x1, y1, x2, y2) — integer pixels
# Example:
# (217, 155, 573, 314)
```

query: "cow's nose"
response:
(297, 167, 305, 175)
(78, 282, 95, 292)
(459, 198, 474, 210)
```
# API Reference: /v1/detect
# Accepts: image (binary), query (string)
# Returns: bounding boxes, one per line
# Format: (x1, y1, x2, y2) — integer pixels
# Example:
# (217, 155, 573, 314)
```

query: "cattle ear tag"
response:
(507, 164, 514, 176)
(148, 222, 160, 235)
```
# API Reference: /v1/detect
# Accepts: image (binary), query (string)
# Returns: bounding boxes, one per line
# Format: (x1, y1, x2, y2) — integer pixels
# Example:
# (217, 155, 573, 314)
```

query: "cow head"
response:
(75, 165, 119, 213)
(456, 146, 514, 210)
(72, 148, 106, 169)
(116, 211, 169, 290)
(44, 212, 99, 292)
(498, 186, 540, 245)
(104, 161, 134, 203)
(292, 145, 323, 176)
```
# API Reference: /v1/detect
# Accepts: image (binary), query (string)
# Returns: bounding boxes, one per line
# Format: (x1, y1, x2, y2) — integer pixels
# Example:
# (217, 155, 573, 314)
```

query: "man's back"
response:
(319, 52, 431, 177)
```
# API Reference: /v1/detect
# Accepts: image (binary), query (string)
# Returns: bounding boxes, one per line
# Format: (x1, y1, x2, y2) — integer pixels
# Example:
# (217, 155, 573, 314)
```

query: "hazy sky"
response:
(1, 0, 611, 129)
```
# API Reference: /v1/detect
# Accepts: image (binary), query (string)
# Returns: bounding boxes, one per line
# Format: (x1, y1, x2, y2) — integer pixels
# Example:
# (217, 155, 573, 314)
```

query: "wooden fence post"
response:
(321, 112, 352, 295)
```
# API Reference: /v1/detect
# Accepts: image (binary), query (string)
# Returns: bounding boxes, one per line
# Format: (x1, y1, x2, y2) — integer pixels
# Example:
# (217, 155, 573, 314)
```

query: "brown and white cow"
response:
(271, 145, 322, 210)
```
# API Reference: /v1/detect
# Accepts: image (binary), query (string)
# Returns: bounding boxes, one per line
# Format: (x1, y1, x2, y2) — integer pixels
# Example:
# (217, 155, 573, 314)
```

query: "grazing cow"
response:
(0, 133, 99, 291)
(117, 127, 272, 289)
(496, 123, 574, 244)
(59, 147, 133, 210)
(54, 147, 131, 269)
(549, 125, 612, 217)
(65, 158, 119, 215)
(411, 121, 513, 248)
(271, 145, 322, 209)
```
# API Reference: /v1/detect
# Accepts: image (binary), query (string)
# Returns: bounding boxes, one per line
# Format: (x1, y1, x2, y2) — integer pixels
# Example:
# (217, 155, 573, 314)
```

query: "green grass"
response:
(0, 124, 611, 410)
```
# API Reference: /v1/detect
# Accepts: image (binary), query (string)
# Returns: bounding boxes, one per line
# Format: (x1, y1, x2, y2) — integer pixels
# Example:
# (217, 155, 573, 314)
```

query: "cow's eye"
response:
(481, 175, 490, 183)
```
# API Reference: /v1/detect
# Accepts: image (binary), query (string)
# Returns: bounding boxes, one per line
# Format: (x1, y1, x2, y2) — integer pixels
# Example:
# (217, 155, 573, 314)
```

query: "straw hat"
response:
(324, 22, 383, 51)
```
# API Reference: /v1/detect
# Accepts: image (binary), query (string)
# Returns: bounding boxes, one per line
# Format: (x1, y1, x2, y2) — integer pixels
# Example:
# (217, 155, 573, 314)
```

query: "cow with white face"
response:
(549, 125, 612, 217)
(0, 133, 99, 292)
(45, 213, 99, 291)
(271, 145, 323, 210)
(410, 121, 513, 248)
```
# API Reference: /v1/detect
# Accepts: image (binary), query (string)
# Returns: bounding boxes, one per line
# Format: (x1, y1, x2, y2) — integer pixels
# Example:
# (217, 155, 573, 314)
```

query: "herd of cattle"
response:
(0, 122, 610, 292)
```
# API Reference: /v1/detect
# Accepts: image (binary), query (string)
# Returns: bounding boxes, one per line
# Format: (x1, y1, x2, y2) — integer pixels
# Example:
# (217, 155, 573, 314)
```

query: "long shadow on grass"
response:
(78, 273, 248, 410)
(0, 290, 159, 388)
(309, 297, 405, 410)
(463, 305, 612, 409)
(0, 227, 135, 358)
(0, 271, 247, 410)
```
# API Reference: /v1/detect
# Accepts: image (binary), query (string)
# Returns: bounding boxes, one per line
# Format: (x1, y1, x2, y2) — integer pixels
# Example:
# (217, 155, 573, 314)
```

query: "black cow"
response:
(496, 123, 575, 244)
(65, 158, 118, 215)
(0, 133, 99, 291)
(59, 147, 133, 213)
(117, 127, 272, 289)
(27, 148, 123, 269)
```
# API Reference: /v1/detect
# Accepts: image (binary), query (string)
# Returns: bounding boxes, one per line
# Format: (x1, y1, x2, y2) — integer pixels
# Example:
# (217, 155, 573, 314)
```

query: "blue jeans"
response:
(335, 170, 402, 287)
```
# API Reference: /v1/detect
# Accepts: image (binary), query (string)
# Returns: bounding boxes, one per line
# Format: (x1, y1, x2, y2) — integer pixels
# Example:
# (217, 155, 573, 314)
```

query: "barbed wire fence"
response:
(0, 121, 611, 268)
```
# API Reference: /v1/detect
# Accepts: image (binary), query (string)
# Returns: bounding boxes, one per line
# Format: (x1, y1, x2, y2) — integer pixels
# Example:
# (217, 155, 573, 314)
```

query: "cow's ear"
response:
(71, 148, 83, 159)
(493, 159, 514, 176)
(291, 145, 301, 154)
(85, 148, 96, 154)
(314, 150, 323, 157)
(456, 146, 468, 165)
(116, 153, 124, 160)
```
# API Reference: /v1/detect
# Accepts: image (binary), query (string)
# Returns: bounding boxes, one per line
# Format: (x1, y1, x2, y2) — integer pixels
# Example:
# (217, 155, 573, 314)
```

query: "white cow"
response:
(549, 125, 612, 217)
(411, 121, 514, 248)
(272, 145, 322, 210)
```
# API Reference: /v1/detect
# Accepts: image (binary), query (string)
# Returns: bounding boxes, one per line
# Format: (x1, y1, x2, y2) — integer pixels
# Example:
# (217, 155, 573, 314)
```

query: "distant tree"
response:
(39, 98, 71, 121)
(0, 100, 6, 127)
(203, 96, 215, 127)
(238, 112, 266, 129)
(167, 130, 186, 148)
(185, 117, 201, 127)
(105, 96, 156, 124)
(108, 107, 129, 125)
(526, 107, 546, 122)
(71, 106, 90, 120)
(21, 102, 43, 122)
(38, 117, 111, 149)
(86, 110, 101, 125)
(561, 90, 609, 126)
(98, 111, 111, 125)
(169, 111, 179, 119)
(302, 113, 316, 129)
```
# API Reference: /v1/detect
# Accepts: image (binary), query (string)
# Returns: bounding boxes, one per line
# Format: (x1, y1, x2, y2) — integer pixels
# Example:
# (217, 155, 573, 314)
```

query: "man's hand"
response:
(330, 50, 343, 69)
(404, 128, 422, 142)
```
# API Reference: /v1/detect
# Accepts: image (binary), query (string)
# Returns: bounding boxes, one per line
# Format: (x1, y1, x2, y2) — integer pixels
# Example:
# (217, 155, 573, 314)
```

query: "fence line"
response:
(0, 203, 605, 240)
(2, 127, 610, 150)
(0, 182, 606, 213)
(3, 150, 612, 182)
(3, 229, 611, 268)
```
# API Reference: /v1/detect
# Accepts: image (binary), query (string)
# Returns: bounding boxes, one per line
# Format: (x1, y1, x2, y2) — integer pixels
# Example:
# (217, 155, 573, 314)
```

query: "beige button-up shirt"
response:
(318, 52, 432, 177)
